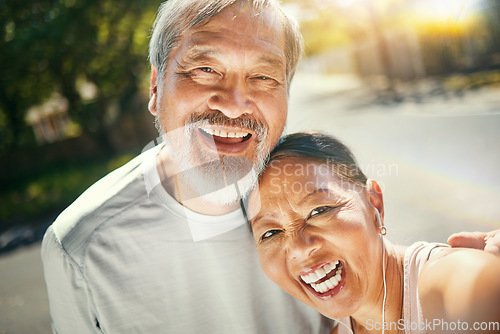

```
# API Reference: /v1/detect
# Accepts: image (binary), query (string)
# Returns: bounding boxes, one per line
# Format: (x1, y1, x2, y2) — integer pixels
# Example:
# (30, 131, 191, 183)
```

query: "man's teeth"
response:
(300, 260, 343, 294)
(200, 128, 249, 138)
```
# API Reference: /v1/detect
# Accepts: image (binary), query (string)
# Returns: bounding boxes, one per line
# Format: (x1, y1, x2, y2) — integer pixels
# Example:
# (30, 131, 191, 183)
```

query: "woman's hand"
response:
(448, 229, 500, 256)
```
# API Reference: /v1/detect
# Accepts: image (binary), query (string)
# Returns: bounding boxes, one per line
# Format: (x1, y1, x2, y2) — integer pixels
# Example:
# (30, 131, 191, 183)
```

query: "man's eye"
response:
(261, 229, 281, 241)
(200, 67, 215, 73)
(309, 206, 331, 218)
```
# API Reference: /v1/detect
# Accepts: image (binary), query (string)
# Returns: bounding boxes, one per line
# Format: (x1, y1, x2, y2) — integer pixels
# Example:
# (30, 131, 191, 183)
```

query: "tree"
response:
(0, 0, 158, 154)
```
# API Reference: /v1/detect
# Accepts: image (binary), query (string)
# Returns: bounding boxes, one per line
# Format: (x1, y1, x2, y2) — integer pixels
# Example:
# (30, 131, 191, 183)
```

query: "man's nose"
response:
(207, 77, 256, 119)
(286, 230, 322, 261)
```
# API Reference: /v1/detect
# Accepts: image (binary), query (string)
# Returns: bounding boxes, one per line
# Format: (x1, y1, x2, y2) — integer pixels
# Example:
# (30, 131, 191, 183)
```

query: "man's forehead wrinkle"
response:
(183, 33, 284, 71)
(183, 44, 220, 62)
(258, 55, 285, 69)
(189, 28, 281, 50)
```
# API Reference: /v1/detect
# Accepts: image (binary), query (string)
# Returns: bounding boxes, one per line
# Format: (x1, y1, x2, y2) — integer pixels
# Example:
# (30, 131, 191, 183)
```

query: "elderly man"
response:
(42, 1, 334, 333)
(41, 0, 499, 333)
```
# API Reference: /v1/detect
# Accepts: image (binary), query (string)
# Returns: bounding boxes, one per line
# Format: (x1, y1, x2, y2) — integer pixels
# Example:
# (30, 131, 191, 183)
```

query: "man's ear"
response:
(148, 65, 158, 116)
(366, 179, 384, 222)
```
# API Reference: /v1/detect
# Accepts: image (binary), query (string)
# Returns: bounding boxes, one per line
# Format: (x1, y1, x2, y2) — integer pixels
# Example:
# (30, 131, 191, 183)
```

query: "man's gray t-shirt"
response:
(41, 145, 334, 333)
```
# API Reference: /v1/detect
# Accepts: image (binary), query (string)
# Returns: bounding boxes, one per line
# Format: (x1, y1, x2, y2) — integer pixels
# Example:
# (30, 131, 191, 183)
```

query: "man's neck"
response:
(155, 146, 240, 216)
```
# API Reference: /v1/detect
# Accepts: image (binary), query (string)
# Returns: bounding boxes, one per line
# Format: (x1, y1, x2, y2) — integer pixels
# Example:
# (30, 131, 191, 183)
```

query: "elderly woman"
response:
(248, 132, 500, 334)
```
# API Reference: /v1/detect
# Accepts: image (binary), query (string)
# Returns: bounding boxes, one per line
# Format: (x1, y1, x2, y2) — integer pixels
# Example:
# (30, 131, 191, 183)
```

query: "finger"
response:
(447, 231, 486, 249)
(485, 229, 500, 239)
(484, 232, 500, 256)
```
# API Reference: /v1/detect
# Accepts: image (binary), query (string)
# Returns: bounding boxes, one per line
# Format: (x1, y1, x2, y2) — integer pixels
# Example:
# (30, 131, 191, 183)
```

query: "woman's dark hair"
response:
(266, 132, 368, 185)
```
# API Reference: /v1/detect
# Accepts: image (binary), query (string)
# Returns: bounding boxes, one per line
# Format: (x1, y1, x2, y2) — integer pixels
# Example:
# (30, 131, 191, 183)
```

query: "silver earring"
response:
(375, 209, 387, 236)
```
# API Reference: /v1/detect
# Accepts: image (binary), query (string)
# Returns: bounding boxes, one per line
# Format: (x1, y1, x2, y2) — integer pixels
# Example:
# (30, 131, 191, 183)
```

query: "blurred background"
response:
(1, 0, 499, 332)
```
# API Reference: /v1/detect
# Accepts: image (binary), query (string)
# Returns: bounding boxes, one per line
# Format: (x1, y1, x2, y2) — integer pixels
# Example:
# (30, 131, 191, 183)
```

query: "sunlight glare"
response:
(414, 0, 474, 22)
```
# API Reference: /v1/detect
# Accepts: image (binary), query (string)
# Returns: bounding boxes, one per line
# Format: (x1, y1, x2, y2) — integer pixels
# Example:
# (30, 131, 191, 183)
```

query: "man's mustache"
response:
(186, 111, 268, 142)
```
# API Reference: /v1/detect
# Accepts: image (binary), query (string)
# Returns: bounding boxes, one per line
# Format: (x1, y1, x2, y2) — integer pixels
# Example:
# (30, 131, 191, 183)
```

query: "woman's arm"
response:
(418, 248, 500, 333)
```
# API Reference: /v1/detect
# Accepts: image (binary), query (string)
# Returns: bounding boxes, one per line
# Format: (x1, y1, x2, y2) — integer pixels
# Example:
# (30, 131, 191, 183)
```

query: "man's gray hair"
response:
(149, 0, 303, 89)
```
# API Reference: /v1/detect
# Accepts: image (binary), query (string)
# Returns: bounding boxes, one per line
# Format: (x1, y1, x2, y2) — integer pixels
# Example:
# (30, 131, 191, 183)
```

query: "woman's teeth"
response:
(301, 260, 339, 283)
(310, 269, 342, 293)
(200, 127, 249, 138)
(300, 261, 343, 294)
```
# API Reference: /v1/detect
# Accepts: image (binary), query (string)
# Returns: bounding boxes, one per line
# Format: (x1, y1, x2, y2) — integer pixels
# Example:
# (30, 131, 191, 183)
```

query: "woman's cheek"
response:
(258, 246, 285, 282)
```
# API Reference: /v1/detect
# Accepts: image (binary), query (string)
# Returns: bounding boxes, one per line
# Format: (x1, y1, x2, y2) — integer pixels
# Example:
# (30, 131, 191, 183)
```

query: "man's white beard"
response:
(157, 117, 270, 206)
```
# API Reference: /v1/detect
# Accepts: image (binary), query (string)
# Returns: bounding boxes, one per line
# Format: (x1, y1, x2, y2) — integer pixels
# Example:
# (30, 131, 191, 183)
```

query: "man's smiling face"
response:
(150, 3, 288, 205)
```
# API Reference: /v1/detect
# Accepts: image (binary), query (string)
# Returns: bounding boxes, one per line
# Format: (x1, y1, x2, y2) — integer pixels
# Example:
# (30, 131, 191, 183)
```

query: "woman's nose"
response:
(207, 77, 256, 118)
(286, 230, 322, 261)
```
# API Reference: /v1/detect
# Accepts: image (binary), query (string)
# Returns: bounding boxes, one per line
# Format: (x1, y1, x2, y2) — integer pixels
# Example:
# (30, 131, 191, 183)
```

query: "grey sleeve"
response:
(41, 227, 100, 334)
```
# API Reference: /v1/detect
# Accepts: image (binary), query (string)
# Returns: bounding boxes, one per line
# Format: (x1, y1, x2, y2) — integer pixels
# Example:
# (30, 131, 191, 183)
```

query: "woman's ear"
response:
(148, 66, 159, 116)
(366, 179, 384, 222)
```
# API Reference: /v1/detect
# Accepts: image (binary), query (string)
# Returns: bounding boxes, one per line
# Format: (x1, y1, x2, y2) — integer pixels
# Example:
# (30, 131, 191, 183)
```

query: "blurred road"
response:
(1, 72, 499, 333)
(0, 243, 50, 334)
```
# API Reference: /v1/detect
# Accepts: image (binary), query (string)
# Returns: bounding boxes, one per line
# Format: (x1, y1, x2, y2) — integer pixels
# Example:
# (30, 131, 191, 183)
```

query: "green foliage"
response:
(0, 0, 57, 150)
(0, 0, 158, 153)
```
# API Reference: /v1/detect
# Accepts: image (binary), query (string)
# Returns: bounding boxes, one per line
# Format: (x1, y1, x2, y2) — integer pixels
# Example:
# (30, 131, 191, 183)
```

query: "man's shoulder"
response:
(46, 148, 156, 263)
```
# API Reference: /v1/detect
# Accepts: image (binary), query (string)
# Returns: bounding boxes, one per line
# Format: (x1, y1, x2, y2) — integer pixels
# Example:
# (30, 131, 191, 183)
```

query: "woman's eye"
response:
(309, 206, 331, 218)
(261, 229, 281, 241)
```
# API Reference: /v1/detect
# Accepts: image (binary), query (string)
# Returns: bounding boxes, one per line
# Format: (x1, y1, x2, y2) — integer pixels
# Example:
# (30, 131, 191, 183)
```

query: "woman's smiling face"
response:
(249, 157, 385, 319)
